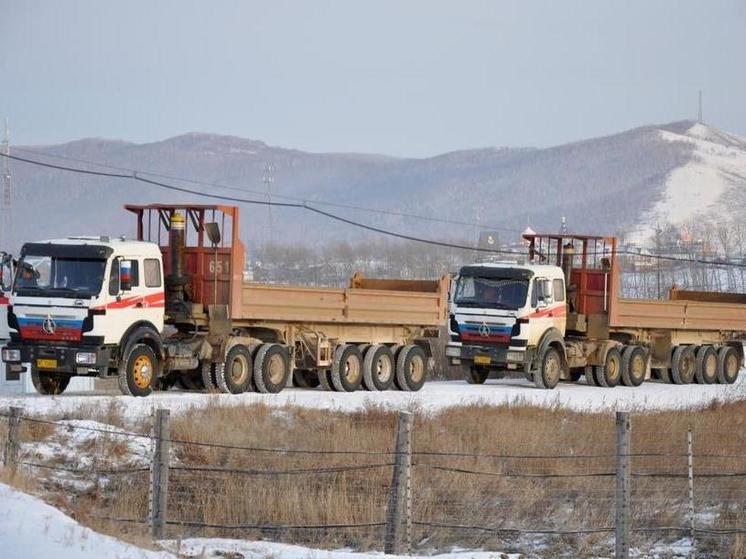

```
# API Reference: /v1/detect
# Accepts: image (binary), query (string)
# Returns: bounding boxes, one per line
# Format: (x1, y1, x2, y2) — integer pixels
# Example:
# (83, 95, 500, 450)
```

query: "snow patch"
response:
(161, 538, 522, 559)
(0, 482, 171, 559)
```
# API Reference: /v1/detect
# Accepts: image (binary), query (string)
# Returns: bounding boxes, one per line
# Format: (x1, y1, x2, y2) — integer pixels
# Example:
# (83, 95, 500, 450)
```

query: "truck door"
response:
(106, 257, 164, 343)
(527, 277, 564, 346)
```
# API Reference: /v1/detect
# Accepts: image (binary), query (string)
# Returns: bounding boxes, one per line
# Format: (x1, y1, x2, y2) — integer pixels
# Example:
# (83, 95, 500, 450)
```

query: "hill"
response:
(5, 120, 745, 253)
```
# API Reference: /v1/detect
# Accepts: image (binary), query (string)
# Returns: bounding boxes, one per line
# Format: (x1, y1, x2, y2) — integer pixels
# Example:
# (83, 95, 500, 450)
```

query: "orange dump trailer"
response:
(127, 204, 448, 394)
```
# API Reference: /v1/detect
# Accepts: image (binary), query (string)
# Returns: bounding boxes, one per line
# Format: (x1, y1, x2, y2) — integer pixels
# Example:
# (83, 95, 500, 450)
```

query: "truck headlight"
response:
(507, 351, 524, 363)
(445, 345, 462, 358)
(1, 348, 21, 362)
(75, 352, 97, 365)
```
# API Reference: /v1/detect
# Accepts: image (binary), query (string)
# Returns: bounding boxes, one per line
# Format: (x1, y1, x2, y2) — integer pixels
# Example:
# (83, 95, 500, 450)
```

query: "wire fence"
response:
(2, 406, 746, 558)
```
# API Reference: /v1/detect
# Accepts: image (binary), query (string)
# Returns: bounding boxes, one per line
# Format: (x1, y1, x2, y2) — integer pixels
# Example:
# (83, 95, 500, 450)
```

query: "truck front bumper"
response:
(2, 341, 112, 374)
(446, 343, 533, 368)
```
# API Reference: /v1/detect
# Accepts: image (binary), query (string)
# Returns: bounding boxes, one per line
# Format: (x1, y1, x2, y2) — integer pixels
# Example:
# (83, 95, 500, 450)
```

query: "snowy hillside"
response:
(639, 122, 746, 238)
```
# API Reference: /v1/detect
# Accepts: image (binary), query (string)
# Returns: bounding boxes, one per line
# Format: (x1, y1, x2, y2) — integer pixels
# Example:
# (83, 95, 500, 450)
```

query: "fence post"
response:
(615, 411, 631, 559)
(3, 407, 21, 473)
(149, 408, 170, 541)
(385, 411, 413, 555)
(687, 427, 696, 559)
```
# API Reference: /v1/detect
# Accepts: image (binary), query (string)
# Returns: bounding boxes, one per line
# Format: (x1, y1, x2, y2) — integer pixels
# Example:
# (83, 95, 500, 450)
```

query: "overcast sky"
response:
(1, 0, 745, 157)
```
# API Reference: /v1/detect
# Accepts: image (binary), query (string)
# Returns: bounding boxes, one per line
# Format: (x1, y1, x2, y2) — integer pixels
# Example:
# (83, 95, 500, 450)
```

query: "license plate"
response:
(474, 355, 491, 365)
(36, 358, 57, 369)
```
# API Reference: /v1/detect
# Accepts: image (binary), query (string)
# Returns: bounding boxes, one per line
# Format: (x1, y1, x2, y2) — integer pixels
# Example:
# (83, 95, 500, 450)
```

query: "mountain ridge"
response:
(4, 120, 744, 253)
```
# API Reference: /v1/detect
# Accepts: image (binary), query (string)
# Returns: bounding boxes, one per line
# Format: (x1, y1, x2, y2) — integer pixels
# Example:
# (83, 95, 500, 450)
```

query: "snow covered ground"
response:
(0, 375, 744, 420)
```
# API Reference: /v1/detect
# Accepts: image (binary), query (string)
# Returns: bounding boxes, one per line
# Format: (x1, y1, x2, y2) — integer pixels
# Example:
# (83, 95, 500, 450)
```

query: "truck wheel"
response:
(695, 346, 718, 384)
(594, 347, 622, 387)
(584, 365, 599, 386)
(465, 366, 489, 384)
(254, 343, 290, 393)
(201, 362, 220, 393)
(216, 345, 254, 394)
(331, 344, 364, 392)
(30, 368, 70, 395)
(396, 345, 427, 391)
(118, 344, 159, 397)
(717, 346, 740, 384)
(621, 346, 646, 387)
(362, 344, 395, 391)
(671, 345, 696, 384)
(534, 346, 561, 389)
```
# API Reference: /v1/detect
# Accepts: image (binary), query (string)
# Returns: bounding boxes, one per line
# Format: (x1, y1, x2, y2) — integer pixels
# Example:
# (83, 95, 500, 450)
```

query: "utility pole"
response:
(262, 162, 276, 246)
(1, 118, 11, 251)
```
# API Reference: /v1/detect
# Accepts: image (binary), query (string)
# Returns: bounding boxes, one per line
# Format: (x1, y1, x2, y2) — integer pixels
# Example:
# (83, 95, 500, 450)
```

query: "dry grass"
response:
(3, 399, 746, 557)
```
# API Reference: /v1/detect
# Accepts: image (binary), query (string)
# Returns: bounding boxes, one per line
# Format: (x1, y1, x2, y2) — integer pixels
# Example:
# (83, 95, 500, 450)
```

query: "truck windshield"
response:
(454, 276, 529, 310)
(14, 255, 107, 298)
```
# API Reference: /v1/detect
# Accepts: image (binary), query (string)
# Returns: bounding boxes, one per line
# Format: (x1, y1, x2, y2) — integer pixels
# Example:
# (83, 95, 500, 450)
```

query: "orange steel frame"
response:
(523, 233, 619, 320)
(125, 204, 246, 317)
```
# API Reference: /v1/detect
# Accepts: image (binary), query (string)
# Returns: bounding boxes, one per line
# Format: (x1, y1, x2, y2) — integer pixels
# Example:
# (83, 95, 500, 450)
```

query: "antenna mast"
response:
(261, 161, 276, 246)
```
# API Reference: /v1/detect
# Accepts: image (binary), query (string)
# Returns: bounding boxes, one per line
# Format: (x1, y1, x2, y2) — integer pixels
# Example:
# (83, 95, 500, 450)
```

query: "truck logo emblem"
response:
(479, 322, 490, 337)
(42, 315, 57, 335)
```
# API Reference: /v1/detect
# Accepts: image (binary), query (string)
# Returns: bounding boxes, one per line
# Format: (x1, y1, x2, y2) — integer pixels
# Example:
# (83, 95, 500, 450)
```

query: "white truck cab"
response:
(1, 237, 165, 394)
(446, 261, 567, 387)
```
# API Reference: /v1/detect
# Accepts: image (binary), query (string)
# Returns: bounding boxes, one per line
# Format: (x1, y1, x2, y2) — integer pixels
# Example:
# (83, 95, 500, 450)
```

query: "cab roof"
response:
(460, 261, 564, 278)
(23, 237, 161, 257)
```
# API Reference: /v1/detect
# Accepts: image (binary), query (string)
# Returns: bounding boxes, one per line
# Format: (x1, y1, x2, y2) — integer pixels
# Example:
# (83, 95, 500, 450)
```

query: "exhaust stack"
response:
(166, 212, 188, 314)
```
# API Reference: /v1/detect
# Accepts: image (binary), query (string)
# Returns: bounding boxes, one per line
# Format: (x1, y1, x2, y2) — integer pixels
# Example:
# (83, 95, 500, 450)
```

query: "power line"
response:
(5, 151, 746, 268)
(10, 146, 522, 233)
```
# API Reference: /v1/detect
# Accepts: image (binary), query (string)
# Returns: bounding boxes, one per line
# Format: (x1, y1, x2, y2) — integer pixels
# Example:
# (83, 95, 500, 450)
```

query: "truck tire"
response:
(396, 344, 427, 391)
(717, 346, 740, 384)
(216, 345, 254, 394)
(317, 369, 334, 391)
(389, 345, 404, 390)
(584, 365, 599, 386)
(254, 343, 290, 393)
(621, 346, 646, 387)
(30, 368, 70, 395)
(331, 344, 364, 392)
(118, 344, 159, 397)
(671, 345, 696, 384)
(534, 346, 561, 389)
(201, 362, 220, 393)
(362, 344, 395, 391)
(465, 366, 489, 384)
(594, 347, 621, 387)
(695, 346, 718, 384)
